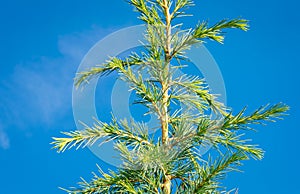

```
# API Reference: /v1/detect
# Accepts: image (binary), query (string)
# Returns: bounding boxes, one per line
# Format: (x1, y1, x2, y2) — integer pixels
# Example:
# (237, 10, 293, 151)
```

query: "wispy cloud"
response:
(0, 125, 10, 150)
(0, 25, 114, 132)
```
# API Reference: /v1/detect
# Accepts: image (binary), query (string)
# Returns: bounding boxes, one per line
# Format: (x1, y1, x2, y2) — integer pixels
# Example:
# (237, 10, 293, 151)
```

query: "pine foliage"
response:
(52, 0, 289, 193)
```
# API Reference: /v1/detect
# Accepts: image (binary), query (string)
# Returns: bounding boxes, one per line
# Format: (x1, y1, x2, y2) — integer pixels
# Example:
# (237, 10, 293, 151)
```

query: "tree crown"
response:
(52, 0, 289, 193)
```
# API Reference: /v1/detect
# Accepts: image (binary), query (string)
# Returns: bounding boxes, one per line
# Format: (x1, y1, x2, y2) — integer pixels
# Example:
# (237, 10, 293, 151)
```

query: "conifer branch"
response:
(222, 103, 289, 130)
(129, 0, 163, 25)
(75, 55, 143, 88)
(52, 119, 153, 153)
(194, 152, 247, 192)
(171, 75, 228, 115)
(194, 19, 249, 43)
(171, 0, 194, 20)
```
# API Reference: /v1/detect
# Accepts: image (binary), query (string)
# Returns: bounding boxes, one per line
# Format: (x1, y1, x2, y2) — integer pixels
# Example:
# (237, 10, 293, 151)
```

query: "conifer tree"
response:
(52, 0, 289, 193)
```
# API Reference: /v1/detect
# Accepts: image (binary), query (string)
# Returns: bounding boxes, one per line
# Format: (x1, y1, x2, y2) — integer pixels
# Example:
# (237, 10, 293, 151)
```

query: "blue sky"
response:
(0, 0, 299, 193)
